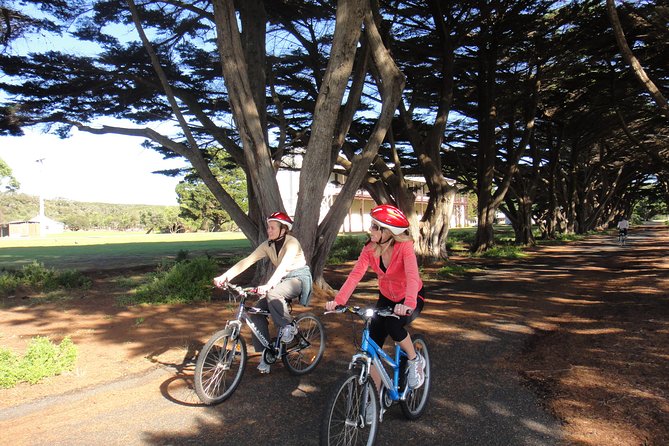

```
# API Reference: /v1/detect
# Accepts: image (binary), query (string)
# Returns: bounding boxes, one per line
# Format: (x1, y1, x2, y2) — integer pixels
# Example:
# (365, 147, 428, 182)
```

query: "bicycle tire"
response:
(283, 313, 326, 375)
(194, 327, 247, 405)
(320, 371, 378, 446)
(400, 334, 430, 420)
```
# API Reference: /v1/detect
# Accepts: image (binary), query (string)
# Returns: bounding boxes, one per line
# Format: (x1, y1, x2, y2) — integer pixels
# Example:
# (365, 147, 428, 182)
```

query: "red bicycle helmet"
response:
(370, 204, 409, 235)
(267, 211, 293, 230)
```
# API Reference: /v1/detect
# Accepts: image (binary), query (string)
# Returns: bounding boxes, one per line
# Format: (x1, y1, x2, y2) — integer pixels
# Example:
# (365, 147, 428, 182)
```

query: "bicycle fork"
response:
(349, 352, 409, 423)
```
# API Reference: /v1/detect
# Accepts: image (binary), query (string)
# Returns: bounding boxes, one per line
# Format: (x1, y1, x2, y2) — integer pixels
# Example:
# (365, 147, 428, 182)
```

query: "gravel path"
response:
(5, 225, 663, 445)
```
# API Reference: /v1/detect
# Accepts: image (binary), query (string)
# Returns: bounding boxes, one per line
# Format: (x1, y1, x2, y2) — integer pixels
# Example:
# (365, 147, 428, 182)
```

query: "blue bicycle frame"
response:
(348, 308, 412, 406)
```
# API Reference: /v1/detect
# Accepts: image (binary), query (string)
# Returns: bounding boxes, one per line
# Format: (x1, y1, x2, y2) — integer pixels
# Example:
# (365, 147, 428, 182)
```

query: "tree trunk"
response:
(473, 35, 498, 253)
(238, 0, 267, 143)
(212, 0, 283, 218)
(606, 0, 669, 114)
(475, 201, 496, 252)
(417, 184, 456, 260)
(544, 125, 562, 239)
(293, 0, 367, 267)
(304, 1, 405, 287)
(387, 0, 459, 261)
(515, 195, 535, 245)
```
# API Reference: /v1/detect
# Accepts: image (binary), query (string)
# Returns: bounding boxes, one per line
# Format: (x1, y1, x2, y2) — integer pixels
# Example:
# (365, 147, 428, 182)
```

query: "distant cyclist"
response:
(325, 204, 426, 390)
(213, 212, 312, 374)
(617, 217, 630, 238)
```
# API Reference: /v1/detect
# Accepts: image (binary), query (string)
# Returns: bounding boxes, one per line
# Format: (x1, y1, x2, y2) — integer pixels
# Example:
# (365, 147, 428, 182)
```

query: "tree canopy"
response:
(1, 0, 667, 282)
(0, 157, 20, 192)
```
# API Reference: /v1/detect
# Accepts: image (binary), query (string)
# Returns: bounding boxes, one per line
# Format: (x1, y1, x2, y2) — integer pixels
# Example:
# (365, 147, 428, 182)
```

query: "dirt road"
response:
(1, 224, 667, 445)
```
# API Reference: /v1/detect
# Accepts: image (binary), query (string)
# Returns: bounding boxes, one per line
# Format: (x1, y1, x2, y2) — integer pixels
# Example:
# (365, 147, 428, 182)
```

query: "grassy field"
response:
(1, 223, 608, 273)
(0, 231, 251, 271)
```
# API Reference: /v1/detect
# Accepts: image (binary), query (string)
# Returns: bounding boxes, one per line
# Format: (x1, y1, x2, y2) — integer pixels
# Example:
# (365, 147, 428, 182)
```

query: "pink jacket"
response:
(334, 241, 423, 309)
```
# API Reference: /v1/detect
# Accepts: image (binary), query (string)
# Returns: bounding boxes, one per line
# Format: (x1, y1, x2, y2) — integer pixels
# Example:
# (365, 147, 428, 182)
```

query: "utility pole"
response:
(36, 158, 45, 237)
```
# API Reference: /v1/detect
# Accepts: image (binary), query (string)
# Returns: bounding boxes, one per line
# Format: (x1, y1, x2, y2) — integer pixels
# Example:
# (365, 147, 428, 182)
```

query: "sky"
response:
(0, 125, 186, 206)
(0, 7, 187, 207)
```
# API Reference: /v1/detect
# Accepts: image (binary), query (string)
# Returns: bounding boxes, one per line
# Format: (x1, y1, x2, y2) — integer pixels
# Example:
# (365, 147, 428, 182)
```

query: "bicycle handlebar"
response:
(216, 283, 261, 299)
(324, 305, 402, 319)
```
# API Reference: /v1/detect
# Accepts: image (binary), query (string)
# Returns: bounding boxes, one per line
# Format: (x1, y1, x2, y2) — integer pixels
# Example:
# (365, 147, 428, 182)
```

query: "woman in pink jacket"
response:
(325, 204, 426, 390)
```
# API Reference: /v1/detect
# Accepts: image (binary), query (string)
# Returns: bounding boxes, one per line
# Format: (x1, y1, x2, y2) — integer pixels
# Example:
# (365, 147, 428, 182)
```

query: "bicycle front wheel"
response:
(283, 312, 326, 375)
(320, 371, 378, 446)
(194, 327, 247, 405)
(400, 334, 430, 420)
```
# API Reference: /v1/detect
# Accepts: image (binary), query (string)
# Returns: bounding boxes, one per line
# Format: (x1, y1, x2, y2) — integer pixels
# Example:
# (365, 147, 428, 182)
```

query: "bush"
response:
(120, 256, 221, 305)
(0, 272, 20, 295)
(0, 262, 91, 296)
(327, 235, 367, 264)
(0, 336, 78, 388)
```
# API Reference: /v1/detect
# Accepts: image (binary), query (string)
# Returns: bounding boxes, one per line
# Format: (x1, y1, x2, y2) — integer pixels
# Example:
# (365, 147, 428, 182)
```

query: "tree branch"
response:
(606, 0, 669, 115)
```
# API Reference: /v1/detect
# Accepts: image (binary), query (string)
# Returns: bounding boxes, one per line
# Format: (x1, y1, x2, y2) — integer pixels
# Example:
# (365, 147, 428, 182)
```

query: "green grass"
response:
(0, 336, 78, 388)
(536, 231, 587, 245)
(0, 231, 251, 271)
(433, 263, 484, 279)
(447, 226, 529, 258)
(476, 245, 528, 259)
(445, 227, 477, 252)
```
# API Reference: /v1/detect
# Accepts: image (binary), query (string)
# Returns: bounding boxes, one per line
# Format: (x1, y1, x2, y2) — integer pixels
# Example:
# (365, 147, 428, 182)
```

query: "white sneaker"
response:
(257, 358, 270, 374)
(407, 353, 425, 389)
(280, 323, 297, 344)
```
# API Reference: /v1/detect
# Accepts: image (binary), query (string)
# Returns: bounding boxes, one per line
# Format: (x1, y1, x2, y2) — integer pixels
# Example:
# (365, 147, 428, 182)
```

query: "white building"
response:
(276, 158, 468, 232)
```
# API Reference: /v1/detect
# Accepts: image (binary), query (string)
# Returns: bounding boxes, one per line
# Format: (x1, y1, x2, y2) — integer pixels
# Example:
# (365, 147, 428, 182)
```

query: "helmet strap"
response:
(378, 232, 393, 246)
(268, 227, 287, 246)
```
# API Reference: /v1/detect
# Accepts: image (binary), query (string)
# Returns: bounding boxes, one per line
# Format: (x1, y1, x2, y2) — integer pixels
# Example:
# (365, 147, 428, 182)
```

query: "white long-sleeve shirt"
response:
(221, 234, 307, 288)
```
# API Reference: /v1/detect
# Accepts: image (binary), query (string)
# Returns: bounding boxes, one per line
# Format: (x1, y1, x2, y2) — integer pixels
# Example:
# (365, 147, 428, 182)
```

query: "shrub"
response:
(120, 256, 220, 305)
(0, 262, 91, 296)
(0, 272, 20, 295)
(327, 235, 367, 264)
(0, 336, 78, 388)
(52, 270, 93, 290)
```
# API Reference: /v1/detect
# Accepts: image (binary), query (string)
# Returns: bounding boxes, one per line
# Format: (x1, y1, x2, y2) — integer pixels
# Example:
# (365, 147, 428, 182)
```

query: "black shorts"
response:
(369, 290, 425, 348)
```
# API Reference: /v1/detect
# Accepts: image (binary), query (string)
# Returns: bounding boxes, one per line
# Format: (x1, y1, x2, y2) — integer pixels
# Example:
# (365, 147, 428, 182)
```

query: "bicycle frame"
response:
(346, 308, 411, 403)
(225, 285, 289, 355)
(618, 229, 627, 245)
(195, 284, 325, 405)
(320, 304, 429, 444)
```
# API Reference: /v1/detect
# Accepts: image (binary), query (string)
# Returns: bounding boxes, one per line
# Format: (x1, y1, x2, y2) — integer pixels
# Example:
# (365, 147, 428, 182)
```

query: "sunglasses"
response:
(370, 224, 381, 231)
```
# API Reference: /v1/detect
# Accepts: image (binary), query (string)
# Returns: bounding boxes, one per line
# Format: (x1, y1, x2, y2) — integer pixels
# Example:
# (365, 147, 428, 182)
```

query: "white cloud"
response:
(0, 126, 186, 205)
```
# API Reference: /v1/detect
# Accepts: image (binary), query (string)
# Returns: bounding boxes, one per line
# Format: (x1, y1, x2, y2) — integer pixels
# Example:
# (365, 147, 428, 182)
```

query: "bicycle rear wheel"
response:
(194, 327, 247, 405)
(400, 334, 430, 420)
(283, 313, 326, 375)
(320, 371, 378, 446)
